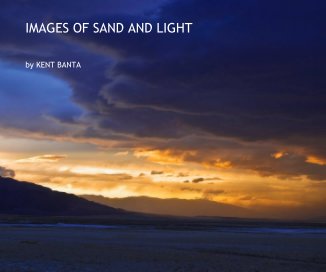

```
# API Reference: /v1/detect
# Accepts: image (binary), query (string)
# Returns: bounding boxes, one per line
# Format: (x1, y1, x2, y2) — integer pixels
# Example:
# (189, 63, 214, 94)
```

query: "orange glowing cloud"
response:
(271, 151, 286, 159)
(134, 149, 196, 165)
(305, 156, 326, 166)
(16, 154, 67, 163)
(213, 159, 232, 169)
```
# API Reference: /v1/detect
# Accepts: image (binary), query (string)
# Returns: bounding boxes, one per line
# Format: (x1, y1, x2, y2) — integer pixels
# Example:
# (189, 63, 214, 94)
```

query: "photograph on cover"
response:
(0, 1, 325, 271)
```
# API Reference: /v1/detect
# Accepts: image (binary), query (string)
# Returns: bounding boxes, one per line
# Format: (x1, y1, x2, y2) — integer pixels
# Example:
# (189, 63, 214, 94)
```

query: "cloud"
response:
(0, 62, 84, 136)
(134, 149, 196, 165)
(239, 195, 254, 201)
(192, 178, 205, 184)
(202, 189, 225, 200)
(272, 152, 287, 159)
(191, 177, 221, 184)
(17, 154, 67, 163)
(305, 156, 326, 166)
(151, 170, 164, 175)
(114, 151, 129, 156)
(180, 187, 201, 193)
(0, 166, 15, 178)
(0, 0, 325, 180)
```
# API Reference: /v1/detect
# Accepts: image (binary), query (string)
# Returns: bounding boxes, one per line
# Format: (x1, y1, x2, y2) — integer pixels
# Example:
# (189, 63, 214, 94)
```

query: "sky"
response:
(0, 0, 325, 219)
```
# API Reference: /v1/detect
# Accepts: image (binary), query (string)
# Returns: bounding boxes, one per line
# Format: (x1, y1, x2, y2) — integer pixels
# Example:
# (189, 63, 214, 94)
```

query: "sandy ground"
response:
(0, 226, 325, 272)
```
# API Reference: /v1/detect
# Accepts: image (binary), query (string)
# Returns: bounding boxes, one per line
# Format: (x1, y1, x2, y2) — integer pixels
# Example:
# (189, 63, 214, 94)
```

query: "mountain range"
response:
(0, 176, 251, 218)
(1, 177, 325, 221)
(81, 195, 251, 218)
(0, 177, 124, 216)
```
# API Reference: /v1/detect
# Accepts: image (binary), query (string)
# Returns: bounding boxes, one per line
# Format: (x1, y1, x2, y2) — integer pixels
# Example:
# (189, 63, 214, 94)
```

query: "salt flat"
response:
(0, 225, 325, 272)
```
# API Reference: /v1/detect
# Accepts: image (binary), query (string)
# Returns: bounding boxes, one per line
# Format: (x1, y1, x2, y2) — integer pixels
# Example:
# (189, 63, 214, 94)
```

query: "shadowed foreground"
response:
(0, 226, 325, 272)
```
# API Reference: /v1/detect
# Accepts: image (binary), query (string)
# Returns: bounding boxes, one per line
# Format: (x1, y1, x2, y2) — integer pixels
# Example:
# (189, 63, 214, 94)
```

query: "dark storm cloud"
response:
(0, 0, 168, 17)
(98, 0, 325, 142)
(1, 0, 326, 179)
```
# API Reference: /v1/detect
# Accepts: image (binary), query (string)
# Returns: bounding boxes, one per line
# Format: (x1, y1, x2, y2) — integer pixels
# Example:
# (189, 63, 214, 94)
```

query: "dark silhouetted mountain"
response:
(0, 177, 125, 216)
(82, 195, 252, 218)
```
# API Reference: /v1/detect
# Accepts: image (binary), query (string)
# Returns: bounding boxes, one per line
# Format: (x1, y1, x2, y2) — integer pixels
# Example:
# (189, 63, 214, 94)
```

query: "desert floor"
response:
(0, 225, 325, 272)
